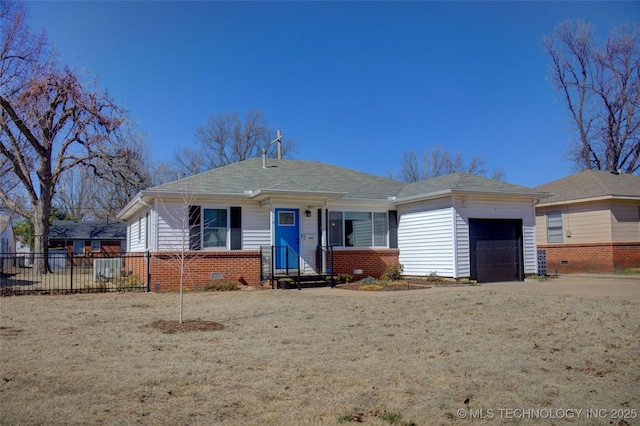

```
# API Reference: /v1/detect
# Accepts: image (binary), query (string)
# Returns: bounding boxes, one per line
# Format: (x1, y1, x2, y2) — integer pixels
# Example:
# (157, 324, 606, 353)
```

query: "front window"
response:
(546, 211, 563, 243)
(329, 211, 387, 248)
(91, 241, 101, 252)
(203, 208, 228, 248)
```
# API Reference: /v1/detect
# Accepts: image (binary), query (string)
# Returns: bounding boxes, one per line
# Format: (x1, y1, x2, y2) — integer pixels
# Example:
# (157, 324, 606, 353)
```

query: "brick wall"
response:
(613, 243, 640, 271)
(128, 248, 402, 292)
(148, 251, 261, 292)
(332, 249, 400, 280)
(538, 242, 640, 274)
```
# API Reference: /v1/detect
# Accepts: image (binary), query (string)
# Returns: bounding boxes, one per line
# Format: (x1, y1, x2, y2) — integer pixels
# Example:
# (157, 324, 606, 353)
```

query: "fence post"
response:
(70, 251, 74, 293)
(146, 251, 151, 292)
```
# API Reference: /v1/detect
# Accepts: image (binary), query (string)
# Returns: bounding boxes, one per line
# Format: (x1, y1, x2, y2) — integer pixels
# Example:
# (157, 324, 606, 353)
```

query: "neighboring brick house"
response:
(535, 170, 640, 274)
(118, 158, 549, 290)
(49, 220, 127, 266)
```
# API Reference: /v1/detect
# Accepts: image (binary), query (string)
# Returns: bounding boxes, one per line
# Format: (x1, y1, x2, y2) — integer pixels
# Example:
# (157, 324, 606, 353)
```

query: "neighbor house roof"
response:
(535, 170, 640, 205)
(118, 158, 549, 219)
(49, 221, 127, 241)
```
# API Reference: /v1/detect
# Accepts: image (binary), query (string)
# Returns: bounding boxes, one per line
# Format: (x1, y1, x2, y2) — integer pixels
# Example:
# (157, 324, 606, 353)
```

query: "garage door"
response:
(469, 219, 523, 283)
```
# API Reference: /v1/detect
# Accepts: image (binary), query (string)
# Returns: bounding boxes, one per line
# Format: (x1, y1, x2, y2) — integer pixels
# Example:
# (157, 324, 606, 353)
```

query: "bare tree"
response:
(155, 187, 206, 324)
(56, 168, 97, 221)
(89, 124, 153, 220)
(543, 20, 640, 174)
(0, 2, 125, 272)
(173, 110, 298, 176)
(398, 146, 505, 182)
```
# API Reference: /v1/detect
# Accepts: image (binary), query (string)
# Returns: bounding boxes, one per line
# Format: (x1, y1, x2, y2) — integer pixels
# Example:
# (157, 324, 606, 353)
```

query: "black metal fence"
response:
(0, 252, 150, 295)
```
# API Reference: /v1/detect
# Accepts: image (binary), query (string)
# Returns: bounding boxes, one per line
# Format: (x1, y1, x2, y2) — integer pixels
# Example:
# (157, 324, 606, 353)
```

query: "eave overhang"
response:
(536, 194, 640, 208)
(393, 189, 551, 206)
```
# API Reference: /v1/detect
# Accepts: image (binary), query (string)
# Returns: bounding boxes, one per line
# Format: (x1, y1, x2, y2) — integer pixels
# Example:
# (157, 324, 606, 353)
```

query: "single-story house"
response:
(0, 215, 15, 256)
(535, 170, 640, 274)
(49, 220, 127, 265)
(1, 215, 16, 272)
(117, 158, 549, 290)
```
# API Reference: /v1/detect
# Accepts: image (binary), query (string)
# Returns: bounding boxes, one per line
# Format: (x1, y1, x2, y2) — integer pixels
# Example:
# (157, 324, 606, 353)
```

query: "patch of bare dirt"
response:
(144, 319, 225, 334)
(336, 282, 432, 291)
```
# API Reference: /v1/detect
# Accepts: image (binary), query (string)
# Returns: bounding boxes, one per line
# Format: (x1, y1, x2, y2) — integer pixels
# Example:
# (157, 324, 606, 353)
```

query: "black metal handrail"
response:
(315, 245, 335, 287)
(260, 245, 301, 290)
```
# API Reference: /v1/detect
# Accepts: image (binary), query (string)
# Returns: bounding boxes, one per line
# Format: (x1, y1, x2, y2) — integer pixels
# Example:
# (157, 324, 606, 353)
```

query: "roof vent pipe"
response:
(262, 148, 268, 168)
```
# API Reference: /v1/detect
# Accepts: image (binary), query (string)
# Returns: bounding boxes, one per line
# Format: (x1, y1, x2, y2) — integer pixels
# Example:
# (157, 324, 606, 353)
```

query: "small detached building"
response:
(535, 170, 640, 274)
(117, 158, 549, 290)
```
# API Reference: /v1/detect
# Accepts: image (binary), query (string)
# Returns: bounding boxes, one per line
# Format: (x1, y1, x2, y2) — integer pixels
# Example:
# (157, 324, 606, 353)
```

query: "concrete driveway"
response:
(478, 274, 640, 300)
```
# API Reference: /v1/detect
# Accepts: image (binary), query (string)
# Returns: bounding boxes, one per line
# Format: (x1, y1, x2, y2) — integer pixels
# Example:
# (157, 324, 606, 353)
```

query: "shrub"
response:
(380, 263, 404, 281)
(337, 273, 353, 284)
(358, 284, 383, 291)
(203, 281, 239, 291)
(425, 271, 441, 283)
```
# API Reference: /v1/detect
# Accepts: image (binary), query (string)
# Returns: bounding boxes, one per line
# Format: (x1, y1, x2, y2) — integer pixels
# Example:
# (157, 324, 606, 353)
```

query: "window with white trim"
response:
(203, 208, 228, 248)
(91, 241, 101, 252)
(328, 211, 387, 247)
(546, 211, 563, 243)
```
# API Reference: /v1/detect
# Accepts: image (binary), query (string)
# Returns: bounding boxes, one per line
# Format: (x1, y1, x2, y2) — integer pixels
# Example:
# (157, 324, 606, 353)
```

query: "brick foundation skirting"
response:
(147, 251, 261, 292)
(129, 249, 401, 292)
(538, 242, 640, 274)
(332, 249, 400, 280)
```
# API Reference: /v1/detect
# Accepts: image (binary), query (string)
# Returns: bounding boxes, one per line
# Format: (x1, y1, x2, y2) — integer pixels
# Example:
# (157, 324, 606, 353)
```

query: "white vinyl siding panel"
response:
(242, 204, 270, 249)
(398, 206, 455, 277)
(154, 201, 270, 252)
(128, 211, 147, 252)
(455, 211, 470, 277)
(156, 203, 190, 251)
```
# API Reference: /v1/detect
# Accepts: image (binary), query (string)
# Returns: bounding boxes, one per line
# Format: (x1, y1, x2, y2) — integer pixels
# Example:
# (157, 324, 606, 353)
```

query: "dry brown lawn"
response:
(1, 285, 639, 425)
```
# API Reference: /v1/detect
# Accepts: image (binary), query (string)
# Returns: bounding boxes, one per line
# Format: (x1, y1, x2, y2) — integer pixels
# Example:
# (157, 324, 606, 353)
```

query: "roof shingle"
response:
(535, 170, 640, 204)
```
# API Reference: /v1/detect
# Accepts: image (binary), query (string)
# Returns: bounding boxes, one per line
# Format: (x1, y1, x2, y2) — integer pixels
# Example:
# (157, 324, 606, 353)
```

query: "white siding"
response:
(454, 197, 537, 275)
(128, 210, 148, 252)
(242, 204, 270, 249)
(398, 198, 455, 277)
(154, 201, 271, 252)
(455, 211, 469, 277)
(155, 203, 188, 251)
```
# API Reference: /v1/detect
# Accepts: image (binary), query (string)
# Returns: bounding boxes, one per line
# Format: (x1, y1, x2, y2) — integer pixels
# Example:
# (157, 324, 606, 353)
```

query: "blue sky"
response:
(26, 1, 639, 187)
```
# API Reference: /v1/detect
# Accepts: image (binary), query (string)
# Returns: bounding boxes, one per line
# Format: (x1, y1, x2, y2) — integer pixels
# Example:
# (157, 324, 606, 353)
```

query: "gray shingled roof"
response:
(535, 170, 640, 204)
(49, 221, 127, 240)
(396, 173, 547, 201)
(120, 159, 549, 219)
(149, 158, 406, 200)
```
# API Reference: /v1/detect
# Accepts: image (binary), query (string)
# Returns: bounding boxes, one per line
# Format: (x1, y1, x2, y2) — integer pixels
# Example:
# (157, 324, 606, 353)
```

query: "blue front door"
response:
(274, 208, 299, 269)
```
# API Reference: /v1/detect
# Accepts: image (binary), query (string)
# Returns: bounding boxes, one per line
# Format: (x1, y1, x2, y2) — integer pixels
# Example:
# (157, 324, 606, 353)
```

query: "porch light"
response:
(305, 210, 311, 217)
